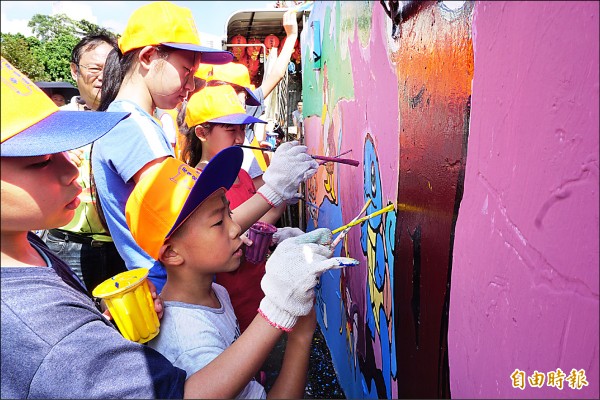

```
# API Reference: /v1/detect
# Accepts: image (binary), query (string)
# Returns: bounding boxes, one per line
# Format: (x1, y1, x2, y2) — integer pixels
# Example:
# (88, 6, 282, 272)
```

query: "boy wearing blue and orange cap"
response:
(125, 148, 358, 398)
(180, 84, 314, 334)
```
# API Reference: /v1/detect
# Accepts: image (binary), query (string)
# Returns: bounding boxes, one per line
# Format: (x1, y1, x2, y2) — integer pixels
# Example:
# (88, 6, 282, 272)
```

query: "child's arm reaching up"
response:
(267, 308, 316, 399)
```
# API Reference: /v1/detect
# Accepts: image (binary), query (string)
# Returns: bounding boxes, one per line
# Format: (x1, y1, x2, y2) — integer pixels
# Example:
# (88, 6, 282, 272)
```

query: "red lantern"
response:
(240, 53, 252, 72)
(246, 37, 262, 60)
(277, 36, 286, 56)
(264, 34, 280, 50)
(291, 39, 301, 63)
(247, 57, 260, 78)
(230, 35, 246, 60)
(237, 53, 249, 69)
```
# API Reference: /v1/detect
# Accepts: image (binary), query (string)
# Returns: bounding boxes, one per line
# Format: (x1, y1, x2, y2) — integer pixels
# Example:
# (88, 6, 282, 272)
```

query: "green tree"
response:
(0, 33, 48, 81)
(28, 14, 111, 41)
(3, 13, 115, 83)
(28, 14, 76, 41)
(35, 33, 80, 84)
(75, 19, 114, 37)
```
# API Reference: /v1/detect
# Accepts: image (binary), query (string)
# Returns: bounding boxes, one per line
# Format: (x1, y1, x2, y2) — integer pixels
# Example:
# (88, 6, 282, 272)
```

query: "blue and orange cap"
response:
(207, 62, 261, 106)
(1, 57, 129, 157)
(126, 147, 243, 259)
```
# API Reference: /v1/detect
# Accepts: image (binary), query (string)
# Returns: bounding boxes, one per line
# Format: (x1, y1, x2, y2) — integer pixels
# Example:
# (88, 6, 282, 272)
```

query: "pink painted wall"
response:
(449, 1, 599, 398)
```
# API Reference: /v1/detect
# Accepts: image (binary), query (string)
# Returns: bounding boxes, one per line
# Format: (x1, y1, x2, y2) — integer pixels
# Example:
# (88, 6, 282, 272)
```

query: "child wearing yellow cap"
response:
(180, 84, 318, 333)
(125, 147, 358, 398)
(90, 2, 233, 293)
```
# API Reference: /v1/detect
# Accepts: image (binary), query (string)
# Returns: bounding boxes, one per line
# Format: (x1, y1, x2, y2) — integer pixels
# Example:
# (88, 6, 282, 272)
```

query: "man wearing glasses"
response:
(63, 34, 115, 111)
(40, 33, 128, 296)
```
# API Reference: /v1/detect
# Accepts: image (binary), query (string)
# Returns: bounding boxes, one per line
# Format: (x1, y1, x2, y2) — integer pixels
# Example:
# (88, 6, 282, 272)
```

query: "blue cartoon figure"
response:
(360, 133, 397, 398)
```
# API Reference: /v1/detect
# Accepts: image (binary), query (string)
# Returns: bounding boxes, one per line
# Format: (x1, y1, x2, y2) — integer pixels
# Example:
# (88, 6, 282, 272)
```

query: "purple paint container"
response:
(245, 221, 277, 264)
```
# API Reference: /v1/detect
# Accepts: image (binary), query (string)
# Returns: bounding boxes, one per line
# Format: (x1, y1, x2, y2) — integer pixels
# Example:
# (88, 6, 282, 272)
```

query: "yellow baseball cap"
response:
(118, 1, 233, 65)
(207, 62, 260, 106)
(195, 63, 213, 80)
(1, 57, 129, 157)
(126, 147, 243, 260)
(184, 85, 266, 127)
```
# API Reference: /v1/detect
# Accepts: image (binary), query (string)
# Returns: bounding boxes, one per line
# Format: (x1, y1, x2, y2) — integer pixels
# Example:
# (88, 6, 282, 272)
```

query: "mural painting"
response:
(300, 1, 598, 398)
(301, 1, 473, 398)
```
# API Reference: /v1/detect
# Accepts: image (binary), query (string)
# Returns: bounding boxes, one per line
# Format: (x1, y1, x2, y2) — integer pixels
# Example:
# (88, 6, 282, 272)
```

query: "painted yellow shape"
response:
(250, 136, 268, 172)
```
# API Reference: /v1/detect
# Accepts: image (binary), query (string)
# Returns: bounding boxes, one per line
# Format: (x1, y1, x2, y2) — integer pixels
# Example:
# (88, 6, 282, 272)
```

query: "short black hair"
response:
(71, 33, 118, 65)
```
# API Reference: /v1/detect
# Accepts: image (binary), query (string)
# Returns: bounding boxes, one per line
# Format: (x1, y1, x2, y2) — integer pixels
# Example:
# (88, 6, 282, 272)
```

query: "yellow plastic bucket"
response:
(92, 269, 160, 343)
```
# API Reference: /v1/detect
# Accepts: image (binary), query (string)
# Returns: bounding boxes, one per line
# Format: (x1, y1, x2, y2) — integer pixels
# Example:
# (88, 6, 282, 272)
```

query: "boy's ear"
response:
(195, 125, 207, 141)
(158, 242, 184, 267)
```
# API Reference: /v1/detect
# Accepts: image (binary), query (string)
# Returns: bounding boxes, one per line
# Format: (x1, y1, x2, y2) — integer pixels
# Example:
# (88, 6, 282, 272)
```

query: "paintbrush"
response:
(332, 203, 395, 234)
(235, 145, 360, 167)
(329, 199, 372, 249)
(311, 154, 360, 166)
(318, 149, 352, 165)
(299, 197, 320, 209)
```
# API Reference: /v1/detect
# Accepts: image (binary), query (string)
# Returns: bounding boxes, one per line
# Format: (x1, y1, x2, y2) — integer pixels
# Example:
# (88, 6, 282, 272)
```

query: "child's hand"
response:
(240, 231, 253, 247)
(257, 141, 318, 207)
(67, 148, 85, 167)
(258, 228, 359, 331)
(146, 278, 164, 319)
(100, 278, 164, 321)
(283, 10, 298, 38)
(271, 227, 304, 246)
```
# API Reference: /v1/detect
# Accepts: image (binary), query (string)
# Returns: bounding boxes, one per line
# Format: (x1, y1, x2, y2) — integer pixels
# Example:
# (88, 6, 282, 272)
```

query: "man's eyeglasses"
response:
(77, 64, 103, 77)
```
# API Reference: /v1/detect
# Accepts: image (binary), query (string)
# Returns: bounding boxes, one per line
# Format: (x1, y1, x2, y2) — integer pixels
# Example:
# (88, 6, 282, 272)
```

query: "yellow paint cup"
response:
(92, 269, 159, 343)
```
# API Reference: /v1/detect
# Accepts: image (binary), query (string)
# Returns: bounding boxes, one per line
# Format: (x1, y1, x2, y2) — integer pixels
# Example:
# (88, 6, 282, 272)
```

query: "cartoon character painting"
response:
(360, 133, 397, 398)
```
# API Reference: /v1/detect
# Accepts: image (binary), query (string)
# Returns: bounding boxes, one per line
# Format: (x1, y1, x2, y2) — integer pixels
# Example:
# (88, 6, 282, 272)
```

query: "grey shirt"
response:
(0, 234, 186, 399)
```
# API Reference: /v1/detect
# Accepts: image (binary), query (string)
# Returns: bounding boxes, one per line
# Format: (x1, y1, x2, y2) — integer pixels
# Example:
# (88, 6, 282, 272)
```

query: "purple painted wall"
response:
(449, 2, 599, 398)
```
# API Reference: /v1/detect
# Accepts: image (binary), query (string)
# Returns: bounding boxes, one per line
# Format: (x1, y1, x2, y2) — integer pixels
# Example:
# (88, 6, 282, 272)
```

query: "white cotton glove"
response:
(257, 141, 318, 207)
(271, 227, 305, 246)
(258, 228, 359, 331)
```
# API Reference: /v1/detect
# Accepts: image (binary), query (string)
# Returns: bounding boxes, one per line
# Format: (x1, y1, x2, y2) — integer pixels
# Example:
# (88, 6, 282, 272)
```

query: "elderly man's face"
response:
(71, 42, 113, 110)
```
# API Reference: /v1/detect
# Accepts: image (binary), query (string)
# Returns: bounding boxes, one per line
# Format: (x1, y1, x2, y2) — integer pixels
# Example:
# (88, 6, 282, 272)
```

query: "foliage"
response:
(28, 14, 77, 42)
(36, 34, 80, 84)
(28, 14, 114, 41)
(1, 33, 48, 81)
(1, 13, 115, 84)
